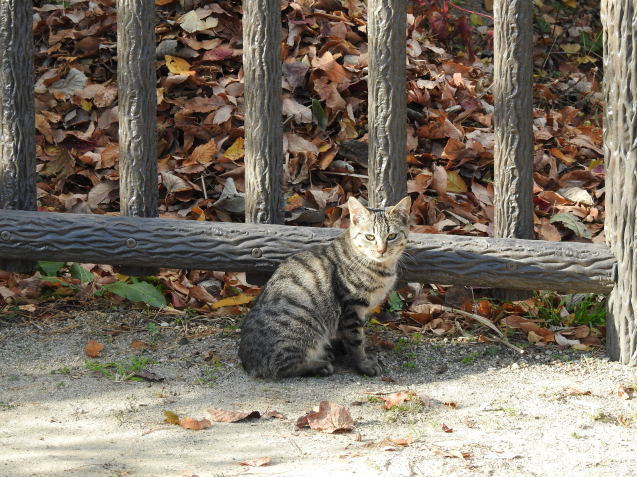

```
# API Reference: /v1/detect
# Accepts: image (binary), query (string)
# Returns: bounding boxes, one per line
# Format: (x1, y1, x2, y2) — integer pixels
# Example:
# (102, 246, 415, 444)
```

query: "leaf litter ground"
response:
(8, 0, 606, 318)
(1, 309, 636, 477)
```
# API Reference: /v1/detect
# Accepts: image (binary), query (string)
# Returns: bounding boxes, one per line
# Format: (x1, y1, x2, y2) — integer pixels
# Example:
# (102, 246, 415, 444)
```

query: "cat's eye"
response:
(387, 233, 398, 240)
(365, 234, 375, 241)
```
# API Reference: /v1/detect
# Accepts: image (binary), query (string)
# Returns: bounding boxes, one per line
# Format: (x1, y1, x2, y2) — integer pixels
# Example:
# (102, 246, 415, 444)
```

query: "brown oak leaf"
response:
(295, 401, 354, 433)
(207, 408, 260, 423)
(179, 417, 212, 430)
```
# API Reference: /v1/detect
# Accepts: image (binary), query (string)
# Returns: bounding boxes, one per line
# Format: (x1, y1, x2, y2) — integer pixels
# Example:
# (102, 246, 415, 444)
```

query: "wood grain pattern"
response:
(0, 210, 616, 294)
(0, 0, 35, 273)
(243, 0, 284, 224)
(367, 0, 407, 207)
(492, 0, 534, 300)
(602, 0, 637, 364)
(117, 0, 158, 276)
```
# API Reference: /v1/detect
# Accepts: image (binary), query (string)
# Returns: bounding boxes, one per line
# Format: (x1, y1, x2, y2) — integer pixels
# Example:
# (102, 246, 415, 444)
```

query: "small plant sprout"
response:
(85, 355, 157, 382)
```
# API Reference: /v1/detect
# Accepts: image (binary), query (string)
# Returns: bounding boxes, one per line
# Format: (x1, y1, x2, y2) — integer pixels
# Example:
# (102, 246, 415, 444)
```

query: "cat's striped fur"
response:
(238, 196, 411, 379)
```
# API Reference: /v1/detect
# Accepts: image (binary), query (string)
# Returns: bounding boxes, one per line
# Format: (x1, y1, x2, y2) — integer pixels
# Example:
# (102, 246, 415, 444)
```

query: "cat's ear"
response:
(348, 196, 371, 226)
(389, 196, 412, 221)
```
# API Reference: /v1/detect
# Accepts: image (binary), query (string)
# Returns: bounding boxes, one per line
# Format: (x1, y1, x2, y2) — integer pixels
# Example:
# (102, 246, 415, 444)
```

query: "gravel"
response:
(1, 310, 636, 477)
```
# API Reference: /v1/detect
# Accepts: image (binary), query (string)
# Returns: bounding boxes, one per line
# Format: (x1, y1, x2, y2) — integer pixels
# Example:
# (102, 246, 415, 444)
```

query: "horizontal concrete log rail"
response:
(0, 210, 616, 294)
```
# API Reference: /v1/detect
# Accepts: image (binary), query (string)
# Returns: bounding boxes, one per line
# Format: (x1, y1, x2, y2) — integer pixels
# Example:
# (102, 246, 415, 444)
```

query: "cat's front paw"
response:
(356, 356, 381, 376)
(316, 362, 335, 377)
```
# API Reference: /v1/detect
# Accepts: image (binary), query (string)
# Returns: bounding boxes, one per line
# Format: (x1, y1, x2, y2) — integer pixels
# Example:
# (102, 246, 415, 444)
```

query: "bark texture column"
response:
(367, 0, 407, 207)
(0, 0, 36, 273)
(117, 0, 158, 276)
(492, 0, 534, 300)
(243, 0, 283, 225)
(602, 0, 637, 364)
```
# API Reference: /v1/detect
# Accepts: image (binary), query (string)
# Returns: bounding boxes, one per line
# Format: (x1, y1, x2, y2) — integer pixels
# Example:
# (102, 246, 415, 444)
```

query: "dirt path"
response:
(1, 310, 636, 477)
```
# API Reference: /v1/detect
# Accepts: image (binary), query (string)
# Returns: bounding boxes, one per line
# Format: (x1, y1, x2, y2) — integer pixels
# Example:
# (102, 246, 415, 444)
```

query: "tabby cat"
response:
(238, 196, 411, 379)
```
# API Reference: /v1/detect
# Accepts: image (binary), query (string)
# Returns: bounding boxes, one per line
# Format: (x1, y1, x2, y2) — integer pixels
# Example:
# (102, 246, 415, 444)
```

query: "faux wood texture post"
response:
(367, 0, 407, 207)
(243, 0, 283, 224)
(117, 0, 158, 276)
(602, 0, 637, 364)
(492, 0, 534, 301)
(0, 209, 616, 294)
(0, 0, 36, 273)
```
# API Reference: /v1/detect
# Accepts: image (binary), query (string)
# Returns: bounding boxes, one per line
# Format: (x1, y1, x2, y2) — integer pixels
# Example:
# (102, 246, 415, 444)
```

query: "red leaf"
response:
(203, 47, 236, 61)
(84, 339, 104, 358)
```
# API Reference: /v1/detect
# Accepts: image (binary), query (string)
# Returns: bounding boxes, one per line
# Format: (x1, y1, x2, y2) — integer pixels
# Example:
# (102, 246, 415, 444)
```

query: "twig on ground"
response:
(490, 335, 525, 355)
(440, 305, 502, 337)
(440, 305, 525, 354)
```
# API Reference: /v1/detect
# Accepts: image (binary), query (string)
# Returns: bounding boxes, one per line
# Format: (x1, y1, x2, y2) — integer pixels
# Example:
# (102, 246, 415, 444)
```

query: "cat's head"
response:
(347, 196, 411, 264)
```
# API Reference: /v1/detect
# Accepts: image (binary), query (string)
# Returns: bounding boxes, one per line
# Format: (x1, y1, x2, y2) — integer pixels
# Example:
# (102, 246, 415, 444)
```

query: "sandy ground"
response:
(1, 309, 636, 477)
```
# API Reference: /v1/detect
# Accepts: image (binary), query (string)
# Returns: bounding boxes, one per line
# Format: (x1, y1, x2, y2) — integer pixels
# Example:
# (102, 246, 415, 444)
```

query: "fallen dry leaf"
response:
(389, 436, 414, 446)
(430, 445, 471, 459)
(563, 386, 591, 396)
(446, 170, 468, 193)
(179, 417, 212, 430)
(417, 393, 435, 407)
(211, 294, 255, 309)
(164, 410, 180, 425)
(130, 339, 151, 350)
(240, 456, 271, 467)
(18, 304, 36, 312)
(295, 401, 354, 433)
(617, 385, 635, 400)
(380, 391, 413, 410)
(207, 408, 260, 423)
(503, 315, 555, 342)
(165, 55, 194, 75)
(555, 332, 580, 346)
(616, 415, 631, 427)
(571, 343, 591, 351)
(441, 423, 454, 433)
(223, 137, 245, 161)
(84, 339, 104, 358)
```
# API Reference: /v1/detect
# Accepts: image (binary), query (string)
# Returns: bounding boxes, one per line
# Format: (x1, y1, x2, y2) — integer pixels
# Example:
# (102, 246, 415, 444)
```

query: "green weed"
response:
(0, 401, 16, 411)
(394, 337, 409, 354)
(462, 351, 481, 365)
(570, 294, 606, 327)
(387, 291, 404, 313)
(51, 367, 70, 375)
(534, 292, 606, 327)
(85, 355, 157, 382)
(147, 322, 161, 343)
(385, 400, 424, 423)
(196, 358, 224, 386)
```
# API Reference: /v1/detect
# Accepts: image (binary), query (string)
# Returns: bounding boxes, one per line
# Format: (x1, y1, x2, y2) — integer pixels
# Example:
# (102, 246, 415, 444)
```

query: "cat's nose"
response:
(377, 244, 387, 255)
